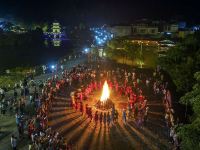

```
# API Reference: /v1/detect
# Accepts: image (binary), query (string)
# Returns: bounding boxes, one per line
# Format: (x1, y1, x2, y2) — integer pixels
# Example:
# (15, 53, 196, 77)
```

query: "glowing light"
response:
(84, 48, 89, 52)
(100, 81, 110, 102)
(51, 65, 55, 69)
(53, 39, 61, 46)
(137, 60, 144, 68)
(166, 32, 172, 35)
(92, 27, 113, 46)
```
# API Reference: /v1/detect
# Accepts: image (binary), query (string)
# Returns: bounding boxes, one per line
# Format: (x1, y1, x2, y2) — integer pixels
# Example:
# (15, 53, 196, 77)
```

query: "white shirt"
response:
(0, 88, 4, 95)
(11, 137, 17, 147)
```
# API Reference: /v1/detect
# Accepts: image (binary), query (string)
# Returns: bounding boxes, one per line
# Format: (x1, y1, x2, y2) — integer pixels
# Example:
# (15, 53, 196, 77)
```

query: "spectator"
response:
(122, 108, 127, 125)
(11, 134, 17, 150)
(14, 89, 18, 102)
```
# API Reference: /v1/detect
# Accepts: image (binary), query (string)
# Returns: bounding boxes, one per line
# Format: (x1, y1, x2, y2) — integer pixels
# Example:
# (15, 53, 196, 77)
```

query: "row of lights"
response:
(131, 40, 161, 47)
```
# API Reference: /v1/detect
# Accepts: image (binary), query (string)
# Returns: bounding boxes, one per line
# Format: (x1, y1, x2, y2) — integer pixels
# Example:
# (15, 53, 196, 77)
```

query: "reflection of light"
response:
(103, 52, 106, 56)
(53, 39, 61, 46)
(100, 81, 110, 102)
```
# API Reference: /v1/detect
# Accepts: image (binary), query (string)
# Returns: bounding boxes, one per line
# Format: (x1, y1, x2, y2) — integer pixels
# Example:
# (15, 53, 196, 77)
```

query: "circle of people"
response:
(0, 62, 176, 149)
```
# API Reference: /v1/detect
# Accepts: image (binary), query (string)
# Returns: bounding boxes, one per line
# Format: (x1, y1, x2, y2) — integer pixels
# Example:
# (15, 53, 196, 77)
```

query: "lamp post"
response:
(139, 41, 144, 68)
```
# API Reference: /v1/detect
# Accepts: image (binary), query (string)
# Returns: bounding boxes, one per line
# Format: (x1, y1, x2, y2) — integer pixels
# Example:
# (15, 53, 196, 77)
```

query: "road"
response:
(34, 56, 87, 82)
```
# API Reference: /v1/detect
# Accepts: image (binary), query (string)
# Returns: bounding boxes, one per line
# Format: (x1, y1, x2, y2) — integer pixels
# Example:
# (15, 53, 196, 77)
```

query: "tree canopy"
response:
(106, 38, 157, 68)
(177, 72, 200, 150)
(159, 31, 200, 94)
(158, 32, 200, 149)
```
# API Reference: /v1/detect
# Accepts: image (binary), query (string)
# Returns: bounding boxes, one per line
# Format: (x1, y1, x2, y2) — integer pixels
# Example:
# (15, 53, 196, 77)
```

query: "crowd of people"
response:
(153, 67, 179, 149)
(0, 60, 179, 149)
(27, 74, 76, 149)
(0, 55, 84, 150)
(69, 63, 161, 128)
(68, 63, 179, 149)
(27, 62, 152, 149)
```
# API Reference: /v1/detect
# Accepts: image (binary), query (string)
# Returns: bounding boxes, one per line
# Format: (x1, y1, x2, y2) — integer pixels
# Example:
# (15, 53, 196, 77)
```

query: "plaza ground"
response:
(47, 86, 172, 150)
(0, 59, 174, 150)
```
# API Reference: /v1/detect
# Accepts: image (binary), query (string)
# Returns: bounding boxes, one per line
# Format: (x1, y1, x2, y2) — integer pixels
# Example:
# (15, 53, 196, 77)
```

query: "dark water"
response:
(0, 40, 74, 72)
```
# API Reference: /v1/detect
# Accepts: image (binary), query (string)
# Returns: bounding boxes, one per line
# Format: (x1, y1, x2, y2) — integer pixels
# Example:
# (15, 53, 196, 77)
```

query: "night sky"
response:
(0, 0, 200, 25)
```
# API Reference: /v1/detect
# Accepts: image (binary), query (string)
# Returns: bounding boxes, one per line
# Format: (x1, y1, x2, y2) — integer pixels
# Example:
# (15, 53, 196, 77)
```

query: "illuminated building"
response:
(107, 25, 132, 37)
(52, 22, 61, 38)
(44, 21, 67, 47)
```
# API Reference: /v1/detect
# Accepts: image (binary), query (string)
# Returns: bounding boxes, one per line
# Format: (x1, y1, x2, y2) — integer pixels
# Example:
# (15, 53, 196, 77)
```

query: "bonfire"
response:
(95, 81, 114, 110)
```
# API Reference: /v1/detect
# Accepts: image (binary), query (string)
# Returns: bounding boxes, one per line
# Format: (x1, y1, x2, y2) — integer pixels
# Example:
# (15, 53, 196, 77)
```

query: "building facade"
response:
(107, 25, 132, 37)
(164, 24, 179, 33)
(132, 24, 159, 35)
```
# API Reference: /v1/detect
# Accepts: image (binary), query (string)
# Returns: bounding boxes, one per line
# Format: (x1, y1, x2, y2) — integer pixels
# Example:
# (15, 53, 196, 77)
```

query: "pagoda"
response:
(51, 22, 61, 39)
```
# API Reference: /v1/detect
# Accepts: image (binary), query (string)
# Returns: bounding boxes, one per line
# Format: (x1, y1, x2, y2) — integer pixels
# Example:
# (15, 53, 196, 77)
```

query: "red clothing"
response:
(138, 95, 144, 102)
(80, 102, 83, 113)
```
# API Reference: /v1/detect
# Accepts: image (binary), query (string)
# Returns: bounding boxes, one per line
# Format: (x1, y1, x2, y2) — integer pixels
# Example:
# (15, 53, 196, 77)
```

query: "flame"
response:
(100, 81, 110, 102)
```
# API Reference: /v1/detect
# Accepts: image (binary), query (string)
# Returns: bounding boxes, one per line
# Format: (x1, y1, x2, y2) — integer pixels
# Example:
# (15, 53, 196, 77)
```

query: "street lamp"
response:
(51, 65, 55, 69)
(139, 41, 144, 68)
(84, 48, 89, 53)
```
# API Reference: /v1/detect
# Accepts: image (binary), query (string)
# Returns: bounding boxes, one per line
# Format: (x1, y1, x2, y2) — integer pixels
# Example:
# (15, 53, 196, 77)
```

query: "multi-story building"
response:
(106, 20, 198, 39)
(132, 23, 159, 35)
(132, 19, 159, 35)
(107, 25, 132, 37)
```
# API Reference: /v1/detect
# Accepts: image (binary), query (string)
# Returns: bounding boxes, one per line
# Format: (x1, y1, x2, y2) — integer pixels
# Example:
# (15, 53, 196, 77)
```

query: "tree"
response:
(127, 48, 135, 65)
(106, 39, 127, 63)
(158, 32, 200, 149)
(177, 72, 200, 150)
(106, 38, 157, 67)
(123, 41, 137, 65)
(159, 31, 200, 94)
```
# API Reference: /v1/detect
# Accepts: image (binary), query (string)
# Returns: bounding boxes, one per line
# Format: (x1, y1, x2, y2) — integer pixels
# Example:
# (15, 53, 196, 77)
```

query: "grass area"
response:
(0, 114, 30, 150)
(0, 66, 35, 89)
(0, 75, 24, 89)
(0, 115, 16, 136)
(108, 50, 158, 69)
(0, 115, 17, 150)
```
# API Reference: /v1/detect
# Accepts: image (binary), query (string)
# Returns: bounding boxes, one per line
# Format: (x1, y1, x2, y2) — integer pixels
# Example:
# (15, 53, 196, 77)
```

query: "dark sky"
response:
(0, 0, 200, 25)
